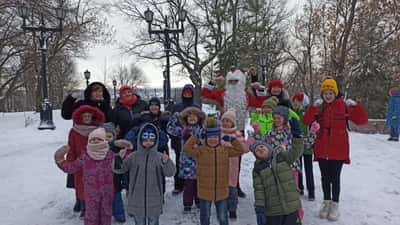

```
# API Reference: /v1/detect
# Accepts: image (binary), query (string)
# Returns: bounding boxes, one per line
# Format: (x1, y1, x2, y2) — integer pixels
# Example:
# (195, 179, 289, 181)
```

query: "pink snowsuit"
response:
(58, 151, 114, 225)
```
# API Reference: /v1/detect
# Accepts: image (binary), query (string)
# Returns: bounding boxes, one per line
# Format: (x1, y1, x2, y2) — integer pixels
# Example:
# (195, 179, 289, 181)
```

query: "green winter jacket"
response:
(293, 108, 313, 155)
(252, 138, 304, 216)
(250, 109, 300, 137)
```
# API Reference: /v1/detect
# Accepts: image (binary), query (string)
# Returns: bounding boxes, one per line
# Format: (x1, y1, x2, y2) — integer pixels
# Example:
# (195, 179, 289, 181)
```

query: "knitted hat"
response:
(273, 105, 289, 122)
(100, 122, 116, 138)
(389, 87, 400, 96)
(149, 97, 161, 107)
(262, 96, 279, 109)
(88, 128, 106, 142)
(250, 140, 274, 159)
(221, 110, 236, 125)
(268, 80, 284, 90)
(292, 92, 304, 102)
(204, 117, 221, 138)
(320, 77, 338, 96)
(119, 85, 133, 96)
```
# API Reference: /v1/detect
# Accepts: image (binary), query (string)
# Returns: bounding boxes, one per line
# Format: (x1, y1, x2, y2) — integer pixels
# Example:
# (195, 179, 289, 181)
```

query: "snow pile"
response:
(0, 111, 399, 225)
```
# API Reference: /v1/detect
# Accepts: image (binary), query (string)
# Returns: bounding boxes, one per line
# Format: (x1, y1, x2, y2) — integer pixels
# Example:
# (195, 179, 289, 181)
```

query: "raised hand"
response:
(119, 149, 127, 158)
(54, 145, 69, 163)
(162, 151, 169, 163)
(313, 98, 323, 107)
(213, 76, 225, 84)
(345, 98, 357, 106)
(114, 139, 133, 150)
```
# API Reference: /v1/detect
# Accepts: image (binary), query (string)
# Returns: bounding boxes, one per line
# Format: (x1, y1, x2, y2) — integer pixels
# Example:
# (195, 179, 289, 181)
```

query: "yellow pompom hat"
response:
(320, 77, 338, 96)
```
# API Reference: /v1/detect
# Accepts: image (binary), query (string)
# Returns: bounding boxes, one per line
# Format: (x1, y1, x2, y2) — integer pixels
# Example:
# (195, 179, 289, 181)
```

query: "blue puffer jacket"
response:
(387, 93, 400, 126)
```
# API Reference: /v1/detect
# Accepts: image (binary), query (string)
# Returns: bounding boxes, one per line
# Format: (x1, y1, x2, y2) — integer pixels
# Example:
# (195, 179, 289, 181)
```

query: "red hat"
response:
(183, 88, 193, 96)
(268, 80, 283, 90)
(119, 85, 133, 96)
(292, 92, 305, 102)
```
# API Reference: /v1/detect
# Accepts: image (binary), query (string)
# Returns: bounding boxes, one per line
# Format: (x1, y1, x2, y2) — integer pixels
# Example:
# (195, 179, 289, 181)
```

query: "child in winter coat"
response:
(55, 128, 115, 225)
(67, 105, 105, 217)
(387, 87, 400, 141)
(292, 93, 317, 201)
(251, 137, 304, 225)
(179, 107, 206, 211)
(113, 123, 176, 225)
(221, 110, 250, 220)
(302, 77, 368, 221)
(184, 117, 244, 225)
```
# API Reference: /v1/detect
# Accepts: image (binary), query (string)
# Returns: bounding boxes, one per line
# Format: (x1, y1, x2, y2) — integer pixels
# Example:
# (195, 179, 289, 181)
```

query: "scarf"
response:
(87, 141, 109, 160)
(224, 84, 247, 131)
(119, 95, 137, 109)
(73, 124, 98, 137)
(221, 125, 237, 135)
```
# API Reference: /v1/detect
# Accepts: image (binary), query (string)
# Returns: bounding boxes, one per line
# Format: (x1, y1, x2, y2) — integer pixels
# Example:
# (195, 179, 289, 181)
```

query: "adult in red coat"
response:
(67, 105, 106, 217)
(302, 77, 368, 221)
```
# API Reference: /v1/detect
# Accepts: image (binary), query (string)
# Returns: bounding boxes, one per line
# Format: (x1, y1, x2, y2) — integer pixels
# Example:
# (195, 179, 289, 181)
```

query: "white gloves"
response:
(345, 99, 357, 106)
(313, 99, 323, 107)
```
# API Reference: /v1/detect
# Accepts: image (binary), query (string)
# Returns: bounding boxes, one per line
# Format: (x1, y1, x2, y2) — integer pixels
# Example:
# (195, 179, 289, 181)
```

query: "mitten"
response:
(345, 98, 357, 106)
(222, 135, 236, 142)
(313, 98, 323, 107)
(54, 145, 69, 163)
(252, 122, 260, 134)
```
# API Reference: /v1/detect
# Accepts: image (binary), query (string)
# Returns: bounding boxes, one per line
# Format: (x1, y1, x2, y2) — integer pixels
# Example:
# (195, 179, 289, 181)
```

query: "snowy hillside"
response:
(0, 111, 399, 225)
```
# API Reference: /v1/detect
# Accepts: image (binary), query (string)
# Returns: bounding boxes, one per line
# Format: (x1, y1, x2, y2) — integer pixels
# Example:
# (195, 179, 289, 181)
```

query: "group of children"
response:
(53, 76, 368, 225)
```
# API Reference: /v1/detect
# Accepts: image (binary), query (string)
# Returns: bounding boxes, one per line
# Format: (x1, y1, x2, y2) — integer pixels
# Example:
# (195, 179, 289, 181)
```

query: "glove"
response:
(252, 122, 260, 134)
(310, 121, 320, 134)
(255, 207, 266, 225)
(345, 98, 357, 106)
(54, 145, 69, 163)
(222, 135, 236, 142)
(313, 98, 323, 107)
(289, 119, 301, 138)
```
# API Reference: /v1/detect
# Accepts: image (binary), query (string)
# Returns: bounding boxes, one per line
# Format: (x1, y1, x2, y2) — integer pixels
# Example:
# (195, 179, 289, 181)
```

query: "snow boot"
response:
(229, 211, 237, 220)
(114, 214, 126, 223)
(73, 198, 81, 212)
(388, 137, 399, 141)
(184, 206, 192, 213)
(328, 201, 340, 221)
(238, 188, 246, 198)
(319, 200, 331, 219)
(79, 201, 85, 219)
(172, 188, 183, 195)
(308, 192, 315, 201)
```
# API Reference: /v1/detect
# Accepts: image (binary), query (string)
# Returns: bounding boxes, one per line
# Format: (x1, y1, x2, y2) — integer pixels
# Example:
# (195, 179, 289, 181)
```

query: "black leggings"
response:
(318, 159, 344, 202)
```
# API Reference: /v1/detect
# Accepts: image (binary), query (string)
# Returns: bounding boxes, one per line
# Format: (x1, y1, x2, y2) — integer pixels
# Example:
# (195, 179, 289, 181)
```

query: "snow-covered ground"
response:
(0, 111, 399, 225)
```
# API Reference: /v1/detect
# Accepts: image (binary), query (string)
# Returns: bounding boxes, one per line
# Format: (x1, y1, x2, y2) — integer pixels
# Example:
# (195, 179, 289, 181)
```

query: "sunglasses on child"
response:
(141, 132, 156, 140)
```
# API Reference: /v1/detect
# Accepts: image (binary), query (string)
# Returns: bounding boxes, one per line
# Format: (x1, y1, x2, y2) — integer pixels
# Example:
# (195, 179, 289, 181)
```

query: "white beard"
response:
(224, 84, 247, 131)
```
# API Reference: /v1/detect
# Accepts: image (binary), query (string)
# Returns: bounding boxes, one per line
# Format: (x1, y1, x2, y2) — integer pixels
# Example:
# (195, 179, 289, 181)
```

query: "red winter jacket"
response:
(201, 87, 266, 110)
(67, 105, 105, 199)
(302, 97, 368, 164)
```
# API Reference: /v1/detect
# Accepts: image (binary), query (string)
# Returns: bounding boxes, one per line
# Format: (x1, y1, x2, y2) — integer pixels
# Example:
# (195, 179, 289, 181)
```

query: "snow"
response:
(0, 111, 399, 225)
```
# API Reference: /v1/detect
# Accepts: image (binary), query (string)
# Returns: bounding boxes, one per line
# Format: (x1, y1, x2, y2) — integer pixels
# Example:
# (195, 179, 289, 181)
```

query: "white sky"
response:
(75, 0, 304, 88)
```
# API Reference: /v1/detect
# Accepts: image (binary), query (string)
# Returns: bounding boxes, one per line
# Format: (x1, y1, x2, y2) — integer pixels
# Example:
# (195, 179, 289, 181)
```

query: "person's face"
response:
(122, 89, 133, 100)
(91, 87, 103, 101)
(105, 132, 114, 142)
(262, 107, 273, 114)
(207, 136, 219, 147)
(293, 99, 302, 109)
(183, 90, 193, 98)
(270, 86, 282, 96)
(89, 137, 104, 144)
(81, 112, 93, 124)
(273, 114, 285, 128)
(142, 139, 155, 148)
(228, 79, 239, 85)
(322, 90, 336, 103)
(221, 118, 234, 129)
(149, 104, 160, 114)
(187, 114, 199, 125)
(255, 145, 270, 159)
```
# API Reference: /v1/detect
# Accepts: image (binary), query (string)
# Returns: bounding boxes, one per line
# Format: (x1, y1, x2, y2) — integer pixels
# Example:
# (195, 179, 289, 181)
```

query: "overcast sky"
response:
(75, 0, 304, 88)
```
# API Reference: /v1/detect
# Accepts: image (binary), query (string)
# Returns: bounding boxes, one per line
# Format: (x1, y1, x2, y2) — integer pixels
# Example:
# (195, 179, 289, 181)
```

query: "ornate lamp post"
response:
(259, 55, 268, 84)
(18, 2, 65, 130)
(144, 7, 187, 110)
(84, 70, 91, 87)
(112, 79, 117, 105)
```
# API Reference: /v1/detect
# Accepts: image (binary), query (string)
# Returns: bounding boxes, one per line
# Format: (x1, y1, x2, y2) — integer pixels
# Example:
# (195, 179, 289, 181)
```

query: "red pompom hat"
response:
(119, 85, 133, 96)
(292, 92, 305, 102)
(268, 80, 284, 90)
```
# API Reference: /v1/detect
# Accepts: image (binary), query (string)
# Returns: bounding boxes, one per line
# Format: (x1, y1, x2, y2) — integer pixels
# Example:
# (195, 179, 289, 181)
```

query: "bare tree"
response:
(113, 63, 147, 88)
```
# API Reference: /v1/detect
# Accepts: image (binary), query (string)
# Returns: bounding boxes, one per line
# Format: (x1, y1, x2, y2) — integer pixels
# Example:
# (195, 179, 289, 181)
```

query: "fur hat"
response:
(273, 105, 289, 122)
(320, 77, 338, 96)
(179, 107, 206, 125)
(100, 122, 116, 138)
(72, 105, 105, 126)
(119, 85, 133, 96)
(203, 117, 221, 138)
(268, 80, 284, 90)
(221, 109, 236, 125)
(88, 128, 106, 142)
(262, 96, 279, 109)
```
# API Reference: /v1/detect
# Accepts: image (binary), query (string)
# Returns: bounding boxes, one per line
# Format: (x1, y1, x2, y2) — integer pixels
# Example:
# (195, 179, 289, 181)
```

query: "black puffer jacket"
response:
(111, 96, 148, 139)
(61, 82, 112, 121)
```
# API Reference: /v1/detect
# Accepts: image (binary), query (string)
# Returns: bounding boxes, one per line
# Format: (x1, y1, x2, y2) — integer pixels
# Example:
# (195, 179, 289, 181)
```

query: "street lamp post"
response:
(112, 79, 117, 105)
(144, 8, 187, 110)
(259, 55, 268, 84)
(18, 2, 65, 130)
(84, 70, 91, 87)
